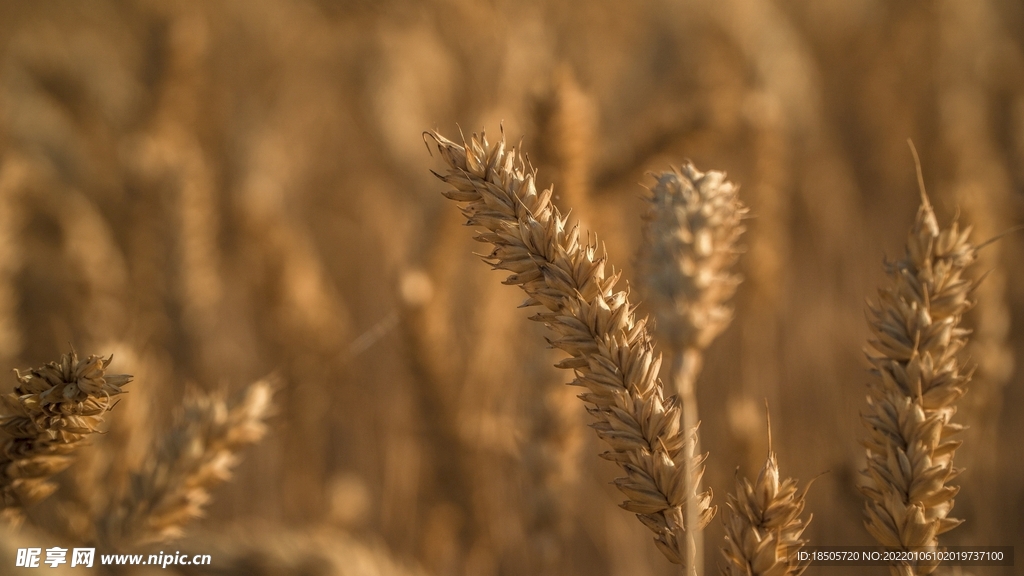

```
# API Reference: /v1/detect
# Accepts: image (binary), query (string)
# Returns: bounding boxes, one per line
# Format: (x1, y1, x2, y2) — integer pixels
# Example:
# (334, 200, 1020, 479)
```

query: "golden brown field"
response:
(0, 1, 1022, 575)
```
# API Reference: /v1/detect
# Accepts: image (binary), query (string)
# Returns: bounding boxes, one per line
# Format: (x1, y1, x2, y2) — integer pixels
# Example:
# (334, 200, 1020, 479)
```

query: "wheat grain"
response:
(859, 178, 976, 575)
(426, 127, 714, 567)
(0, 351, 132, 526)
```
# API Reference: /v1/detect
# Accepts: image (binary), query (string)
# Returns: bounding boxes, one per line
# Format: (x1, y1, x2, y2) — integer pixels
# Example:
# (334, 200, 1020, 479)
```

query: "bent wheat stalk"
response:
(0, 351, 132, 526)
(637, 164, 746, 575)
(425, 128, 714, 568)
(860, 178, 976, 575)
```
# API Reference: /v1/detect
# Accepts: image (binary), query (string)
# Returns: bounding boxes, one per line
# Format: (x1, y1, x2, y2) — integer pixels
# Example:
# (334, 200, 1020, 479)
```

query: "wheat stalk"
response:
(637, 163, 747, 574)
(859, 166, 976, 575)
(0, 351, 132, 526)
(720, 414, 810, 576)
(102, 378, 274, 547)
(426, 127, 715, 568)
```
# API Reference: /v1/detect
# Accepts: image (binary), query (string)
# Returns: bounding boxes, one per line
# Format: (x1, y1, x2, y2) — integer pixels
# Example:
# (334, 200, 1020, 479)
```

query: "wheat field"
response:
(0, 1, 1022, 575)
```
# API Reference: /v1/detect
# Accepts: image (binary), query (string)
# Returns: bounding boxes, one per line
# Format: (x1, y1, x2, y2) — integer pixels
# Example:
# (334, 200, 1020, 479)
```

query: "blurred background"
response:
(0, 0, 1022, 575)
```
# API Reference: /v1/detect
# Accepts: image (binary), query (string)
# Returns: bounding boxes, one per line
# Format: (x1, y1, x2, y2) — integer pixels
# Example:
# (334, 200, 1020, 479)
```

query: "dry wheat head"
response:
(720, 450, 810, 576)
(426, 128, 714, 566)
(0, 351, 132, 525)
(860, 190, 976, 575)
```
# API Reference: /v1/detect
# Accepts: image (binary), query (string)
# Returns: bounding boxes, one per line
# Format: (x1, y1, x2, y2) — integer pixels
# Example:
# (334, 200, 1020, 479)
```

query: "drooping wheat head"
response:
(0, 351, 132, 526)
(102, 378, 274, 547)
(860, 187, 976, 575)
(426, 128, 714, 567)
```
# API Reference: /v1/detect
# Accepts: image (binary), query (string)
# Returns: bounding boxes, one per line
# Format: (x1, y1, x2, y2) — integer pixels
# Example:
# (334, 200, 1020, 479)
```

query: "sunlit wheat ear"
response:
(105, 378, 274, 547)
(721, 413, 811, 576)
(0, 351, 132, 526)
(859, 168, 976, 575)
(426, 128, 714, 567)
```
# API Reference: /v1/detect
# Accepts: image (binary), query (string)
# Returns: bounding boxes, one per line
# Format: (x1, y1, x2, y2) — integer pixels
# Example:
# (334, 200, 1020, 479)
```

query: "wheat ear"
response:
(637, 164, 747, 356)
(720, 411, 810, 576)
(102, 379, 274, 547)
(859, 176, 976, 575)
(0, 351, 132, 526)
(637, 163, 747, 575)
(426, 128, 714, 567)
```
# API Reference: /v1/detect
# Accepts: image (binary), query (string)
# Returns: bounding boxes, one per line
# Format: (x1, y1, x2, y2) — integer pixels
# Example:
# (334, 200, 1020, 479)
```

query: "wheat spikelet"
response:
(103, 379, 274, 547)
(720, 418, 810, 576)
(859, 178, 976, 575)
(0, 351, 132, 526)
(426, 128, 714, 567)
(636, 163, 746, 575)
(139, 11, 226, 377)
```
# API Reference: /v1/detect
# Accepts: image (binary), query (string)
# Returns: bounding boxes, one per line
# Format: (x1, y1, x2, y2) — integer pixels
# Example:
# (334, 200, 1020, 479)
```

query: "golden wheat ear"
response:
(100, 378, 275, 548)
(859, 157, 976, 575)
(426, 127, 714, 569)
(720, 407, 811, 576)
(0, 350, 132, 527)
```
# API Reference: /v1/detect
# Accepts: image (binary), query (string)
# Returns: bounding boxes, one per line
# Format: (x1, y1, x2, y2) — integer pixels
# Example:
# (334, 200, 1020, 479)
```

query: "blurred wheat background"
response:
(0, 1, 1022, 575)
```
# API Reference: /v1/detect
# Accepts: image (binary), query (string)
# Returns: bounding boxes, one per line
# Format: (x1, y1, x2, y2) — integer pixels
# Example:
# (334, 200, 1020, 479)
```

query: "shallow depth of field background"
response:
(0, 1, 1022, 575)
